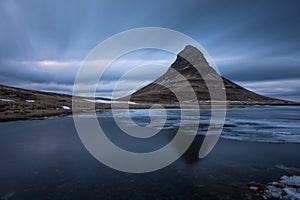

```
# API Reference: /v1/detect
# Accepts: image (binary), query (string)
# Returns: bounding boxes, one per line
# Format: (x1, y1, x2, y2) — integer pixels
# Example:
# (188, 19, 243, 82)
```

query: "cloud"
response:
(21, 60, 81, 69)
(237, 79, 300, 102)
(0, 0, 300, 101)
(0, 53, 172, 98)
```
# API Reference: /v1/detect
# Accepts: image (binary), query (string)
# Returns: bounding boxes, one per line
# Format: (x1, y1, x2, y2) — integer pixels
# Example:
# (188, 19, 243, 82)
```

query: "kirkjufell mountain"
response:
(126, 45, 292, 105)
(0, 45, 298, 121)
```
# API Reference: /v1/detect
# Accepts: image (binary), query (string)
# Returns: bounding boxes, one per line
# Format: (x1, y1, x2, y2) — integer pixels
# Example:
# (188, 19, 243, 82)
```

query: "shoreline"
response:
(1, 103, 300, 122)
(1, 84, 299, 122)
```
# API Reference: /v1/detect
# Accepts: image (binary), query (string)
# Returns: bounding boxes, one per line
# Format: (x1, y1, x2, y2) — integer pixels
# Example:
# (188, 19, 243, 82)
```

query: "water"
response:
(223, 106, 300, 143)
(0, 106, 300, 199)
(91, 106, 300, 143)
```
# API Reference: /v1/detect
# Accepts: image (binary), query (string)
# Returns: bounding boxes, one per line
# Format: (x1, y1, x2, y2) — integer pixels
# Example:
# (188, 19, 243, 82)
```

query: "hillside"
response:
(0, 85, 112, 121)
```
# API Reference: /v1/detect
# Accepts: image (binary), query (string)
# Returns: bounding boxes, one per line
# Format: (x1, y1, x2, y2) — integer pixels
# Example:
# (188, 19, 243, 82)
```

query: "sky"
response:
(0, 0, 299, 101)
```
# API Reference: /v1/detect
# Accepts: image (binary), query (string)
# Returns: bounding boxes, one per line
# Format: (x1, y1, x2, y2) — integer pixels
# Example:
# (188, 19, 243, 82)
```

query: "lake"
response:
(0, 106, 300, 199)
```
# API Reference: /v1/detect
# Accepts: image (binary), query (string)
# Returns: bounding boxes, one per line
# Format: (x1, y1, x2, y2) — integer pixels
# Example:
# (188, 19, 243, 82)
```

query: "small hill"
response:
(0, 85, 111, 121)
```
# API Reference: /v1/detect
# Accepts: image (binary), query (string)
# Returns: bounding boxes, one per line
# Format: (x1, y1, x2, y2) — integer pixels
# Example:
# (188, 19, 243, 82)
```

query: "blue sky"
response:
(0, 0, 299, 101)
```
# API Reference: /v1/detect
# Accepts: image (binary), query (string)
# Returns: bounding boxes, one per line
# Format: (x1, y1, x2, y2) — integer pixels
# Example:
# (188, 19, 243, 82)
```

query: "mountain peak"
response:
(178, 45, 202, 57)
(171, 45, 210, 70)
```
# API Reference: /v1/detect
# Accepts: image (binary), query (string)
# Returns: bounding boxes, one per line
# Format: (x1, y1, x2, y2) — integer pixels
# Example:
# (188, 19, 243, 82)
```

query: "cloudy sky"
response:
(0, 0, 299, 101)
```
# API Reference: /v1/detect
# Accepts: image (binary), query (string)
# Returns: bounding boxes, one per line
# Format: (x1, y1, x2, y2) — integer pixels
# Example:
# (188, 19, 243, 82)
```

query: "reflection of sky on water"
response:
(88, 106, 300, 143)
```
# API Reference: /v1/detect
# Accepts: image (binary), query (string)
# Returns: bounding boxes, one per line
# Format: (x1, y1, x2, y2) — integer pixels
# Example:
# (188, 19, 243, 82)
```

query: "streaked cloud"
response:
(0, 0, 299, 101)
(238, 79, 300, 102)
(21, 60, 81, 69)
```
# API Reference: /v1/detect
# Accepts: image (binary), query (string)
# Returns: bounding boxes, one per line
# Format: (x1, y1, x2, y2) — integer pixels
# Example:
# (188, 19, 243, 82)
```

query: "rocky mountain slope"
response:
(126, 45, 293, 105)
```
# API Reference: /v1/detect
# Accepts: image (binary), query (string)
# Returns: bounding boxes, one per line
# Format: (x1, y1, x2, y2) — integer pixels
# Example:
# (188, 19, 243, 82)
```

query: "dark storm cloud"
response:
(0, 0, 299, 100)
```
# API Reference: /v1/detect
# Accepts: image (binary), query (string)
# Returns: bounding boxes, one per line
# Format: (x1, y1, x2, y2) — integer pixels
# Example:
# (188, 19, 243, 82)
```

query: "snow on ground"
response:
(62, 106, 70, 110)
(83, 99, 137, 105)
(250, 186, 258, 191)
(25, 100, 35, 103)
(280, 175, 300, 187)
(263, 175, 300, 200)
(0, 98, 15, 102)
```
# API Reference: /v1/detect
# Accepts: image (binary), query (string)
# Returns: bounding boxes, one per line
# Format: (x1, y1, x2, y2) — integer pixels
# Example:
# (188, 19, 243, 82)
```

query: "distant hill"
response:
(126, 45, 294, 105)
(0, 85, 112, 121)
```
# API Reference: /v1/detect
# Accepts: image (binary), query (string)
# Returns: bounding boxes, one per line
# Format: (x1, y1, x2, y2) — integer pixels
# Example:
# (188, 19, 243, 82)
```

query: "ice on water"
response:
(78, 106, 300, 143)
(263, 175, 300, 200)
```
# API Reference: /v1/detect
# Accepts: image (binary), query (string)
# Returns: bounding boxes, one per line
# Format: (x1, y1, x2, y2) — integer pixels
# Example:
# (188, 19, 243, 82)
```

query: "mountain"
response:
(125, 45, 293, 105)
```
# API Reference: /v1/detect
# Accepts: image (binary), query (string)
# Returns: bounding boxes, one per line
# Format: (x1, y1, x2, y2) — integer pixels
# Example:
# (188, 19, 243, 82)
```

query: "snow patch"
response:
(83, 99, 137, 105)
(250, 186, 258, 191)
(62, 106, 70, 110)
(0, 98, 14, 102)
(265, 185, 282, 199)
(25, 100, 35, 103)
(281, 175, 300, 187)
(263, 175, 300, 199)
